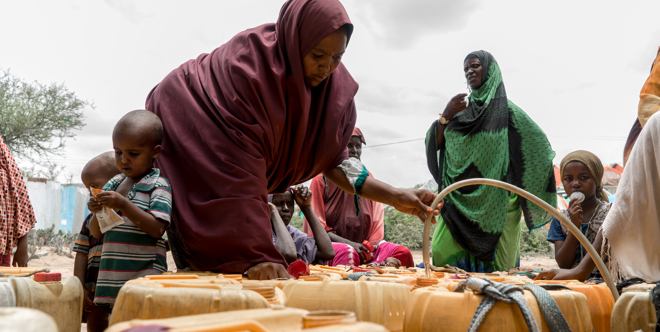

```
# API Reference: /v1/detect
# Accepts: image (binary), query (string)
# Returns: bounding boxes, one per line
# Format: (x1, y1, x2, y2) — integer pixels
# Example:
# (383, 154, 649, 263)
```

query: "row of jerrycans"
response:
(0, 267, 83, 332)
(110, 267, 620, 332)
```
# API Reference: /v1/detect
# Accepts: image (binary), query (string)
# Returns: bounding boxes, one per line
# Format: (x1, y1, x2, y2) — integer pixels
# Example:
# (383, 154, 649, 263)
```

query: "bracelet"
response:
(439, 114, 450, 125)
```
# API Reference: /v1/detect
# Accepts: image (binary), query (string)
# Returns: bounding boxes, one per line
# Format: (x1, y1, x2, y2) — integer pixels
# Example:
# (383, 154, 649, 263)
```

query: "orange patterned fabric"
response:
(638, 47, 660, 127)
(0, 137, 36, 255)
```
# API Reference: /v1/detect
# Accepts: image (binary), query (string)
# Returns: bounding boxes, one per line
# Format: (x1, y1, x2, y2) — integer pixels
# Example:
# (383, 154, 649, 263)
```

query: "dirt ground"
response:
(409, 249, 558, 271)
(25, 247, 557, 331)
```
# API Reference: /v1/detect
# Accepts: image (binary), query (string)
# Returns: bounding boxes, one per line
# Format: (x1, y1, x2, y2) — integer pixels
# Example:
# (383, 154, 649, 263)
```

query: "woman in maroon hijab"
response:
(146, 0, 438, 279)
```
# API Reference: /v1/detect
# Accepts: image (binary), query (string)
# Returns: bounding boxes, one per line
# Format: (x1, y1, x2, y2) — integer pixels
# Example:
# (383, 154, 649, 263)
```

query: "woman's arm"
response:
(436, 93, 468, 146)
(323, 168, 441, 223)
(269, 203, 297, 263)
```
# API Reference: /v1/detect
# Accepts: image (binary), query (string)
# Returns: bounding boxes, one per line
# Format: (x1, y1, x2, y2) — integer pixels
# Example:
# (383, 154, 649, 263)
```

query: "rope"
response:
(522, 283, 572, 332)
(346, 272, 373, 281)
(455, 278, 540, 332)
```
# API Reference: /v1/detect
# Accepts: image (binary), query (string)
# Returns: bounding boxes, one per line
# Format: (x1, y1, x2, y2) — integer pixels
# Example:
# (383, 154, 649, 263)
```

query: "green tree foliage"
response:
(520, 222, 552, 256)
(384, 205, 434, 249)
(0, 71, 90, 160)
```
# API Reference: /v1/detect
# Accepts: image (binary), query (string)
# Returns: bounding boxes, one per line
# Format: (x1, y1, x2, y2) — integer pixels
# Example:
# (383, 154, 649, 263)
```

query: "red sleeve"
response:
(303, 174, 331, 237)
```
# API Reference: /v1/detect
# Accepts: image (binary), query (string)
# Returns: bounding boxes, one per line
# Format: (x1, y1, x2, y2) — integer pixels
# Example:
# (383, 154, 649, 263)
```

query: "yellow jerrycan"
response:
(282, 279, 410, 332)
(611, 283, 657, 332)
(0, 307, 58, 332)
(1, 272, 83, 332)
(106, 307, 389, 332)
(109, 278, 271, 325)
(403, 281, 593, 332)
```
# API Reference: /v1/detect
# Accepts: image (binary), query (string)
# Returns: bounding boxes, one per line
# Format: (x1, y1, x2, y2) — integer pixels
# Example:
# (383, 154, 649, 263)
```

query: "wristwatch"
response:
(439, 114, 450, 125)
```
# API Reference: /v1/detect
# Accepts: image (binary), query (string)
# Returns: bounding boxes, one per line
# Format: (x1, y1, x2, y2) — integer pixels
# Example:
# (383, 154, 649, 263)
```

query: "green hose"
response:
(422, 178, 619, 301)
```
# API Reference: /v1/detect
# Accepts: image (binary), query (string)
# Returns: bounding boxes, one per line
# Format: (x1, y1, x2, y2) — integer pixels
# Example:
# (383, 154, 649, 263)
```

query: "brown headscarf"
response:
(560, 150, 609, 203)
(352, 127, 366, 144)
(146, 0, 358, 272)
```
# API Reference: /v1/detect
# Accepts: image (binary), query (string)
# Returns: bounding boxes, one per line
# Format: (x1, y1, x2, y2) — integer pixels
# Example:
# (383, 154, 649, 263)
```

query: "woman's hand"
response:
(534, 268, 581, 281)
(95, 191, 129, 211)
(12, 236, 28, 267)
(567, 198, 583, 228)
(347, 240, 368, 263)
(442, 93, 468, 120)
(293, 184, 312, 206)
(391, 189, 443, 224)
(246, 262, 292, 280)
(82, 289, 95, 312)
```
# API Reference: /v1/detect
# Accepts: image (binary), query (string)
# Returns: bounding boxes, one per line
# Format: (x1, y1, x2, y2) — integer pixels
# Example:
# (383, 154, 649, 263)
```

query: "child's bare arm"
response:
(95, 191, 166, 238)
(300, 205, 335, 261)
(73, 252, 87, 285)
(293, 185, 335, 261)
(269, 203, 297, 263)
(12, 235, 28, 267)
(88, 197, 104, 238)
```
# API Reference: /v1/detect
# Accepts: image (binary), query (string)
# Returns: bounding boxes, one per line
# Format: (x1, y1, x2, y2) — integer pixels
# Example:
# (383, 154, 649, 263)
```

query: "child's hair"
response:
(559, 150, 609, 202)
(112, 110, 164, 147)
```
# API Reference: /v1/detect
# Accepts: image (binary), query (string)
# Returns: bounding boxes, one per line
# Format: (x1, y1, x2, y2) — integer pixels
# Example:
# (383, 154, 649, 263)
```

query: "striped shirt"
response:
(94, 169, 172, 305)
(73, 214, 104, 296)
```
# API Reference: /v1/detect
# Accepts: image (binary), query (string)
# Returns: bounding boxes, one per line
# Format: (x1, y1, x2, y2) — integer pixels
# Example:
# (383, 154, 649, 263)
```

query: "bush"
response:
(26, 225, 78, 260)
(520, 223, 552, 256)
(383, 205, 434, 249)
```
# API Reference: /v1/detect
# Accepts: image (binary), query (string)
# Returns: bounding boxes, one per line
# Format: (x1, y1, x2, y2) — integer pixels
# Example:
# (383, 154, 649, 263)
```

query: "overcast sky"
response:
(1, 0, 659, 188)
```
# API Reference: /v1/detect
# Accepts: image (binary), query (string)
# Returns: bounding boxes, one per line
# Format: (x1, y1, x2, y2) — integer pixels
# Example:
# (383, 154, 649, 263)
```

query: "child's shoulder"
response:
(138, 168, 171, 190)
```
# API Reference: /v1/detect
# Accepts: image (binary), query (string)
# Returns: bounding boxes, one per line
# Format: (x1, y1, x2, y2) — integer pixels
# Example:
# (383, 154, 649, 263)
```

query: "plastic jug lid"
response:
(33, 272, 61, 282)
(287, 260, 310, 279)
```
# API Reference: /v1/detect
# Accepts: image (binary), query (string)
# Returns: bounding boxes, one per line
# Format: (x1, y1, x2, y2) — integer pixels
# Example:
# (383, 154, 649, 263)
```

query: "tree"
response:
(0, 70, 90, 161)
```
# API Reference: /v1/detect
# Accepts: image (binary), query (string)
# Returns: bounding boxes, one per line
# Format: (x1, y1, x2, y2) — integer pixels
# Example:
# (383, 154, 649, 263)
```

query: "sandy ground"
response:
(24, 247, 557, 331)
(409, 249, 558, 271)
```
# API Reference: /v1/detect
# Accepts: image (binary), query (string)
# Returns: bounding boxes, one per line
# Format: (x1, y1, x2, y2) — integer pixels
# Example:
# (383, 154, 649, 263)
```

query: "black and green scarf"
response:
(425, 50, 556, 262)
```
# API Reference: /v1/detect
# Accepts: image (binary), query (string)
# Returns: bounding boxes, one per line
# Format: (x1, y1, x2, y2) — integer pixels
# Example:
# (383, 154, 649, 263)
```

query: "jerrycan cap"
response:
(287, 260, 310, 279)
(33, 272, 61, 282)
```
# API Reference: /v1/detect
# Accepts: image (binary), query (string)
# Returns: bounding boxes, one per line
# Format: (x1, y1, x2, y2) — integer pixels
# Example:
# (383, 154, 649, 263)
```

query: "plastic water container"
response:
(0, 307, 58, 332)
(282, 279, 410, 332)
(109, 279, 271, 325)
(534, 280, 614, 332)
(0, 282, 16, 307)
(106, 307, 389, 332)
(1, 273, 83, 332)
(403, 285, 593, 332)
(611, 285, 657, 332)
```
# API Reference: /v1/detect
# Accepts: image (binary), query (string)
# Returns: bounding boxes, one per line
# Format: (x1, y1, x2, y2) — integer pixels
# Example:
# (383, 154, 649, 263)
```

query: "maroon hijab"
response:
(146, 0, 358, 272)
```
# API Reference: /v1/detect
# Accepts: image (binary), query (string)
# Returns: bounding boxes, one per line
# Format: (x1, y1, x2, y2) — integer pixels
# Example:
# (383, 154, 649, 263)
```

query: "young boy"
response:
(88, 110, 172, 306)
(73, 151, 119, 332)
(269, 184, 334, 264)
(0, 136, 37, 267)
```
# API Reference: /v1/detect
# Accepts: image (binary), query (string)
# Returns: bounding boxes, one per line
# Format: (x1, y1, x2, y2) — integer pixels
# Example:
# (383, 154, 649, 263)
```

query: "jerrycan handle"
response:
(421, 178, 619, 301)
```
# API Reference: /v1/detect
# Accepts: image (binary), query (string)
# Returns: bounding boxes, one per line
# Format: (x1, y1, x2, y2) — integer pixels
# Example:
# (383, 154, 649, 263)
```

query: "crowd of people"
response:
(1, 0, 659, 331)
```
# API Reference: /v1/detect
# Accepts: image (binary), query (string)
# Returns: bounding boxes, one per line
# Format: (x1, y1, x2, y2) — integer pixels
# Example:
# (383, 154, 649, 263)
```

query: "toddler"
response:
(73, 151, 119, 331)
(88, 110, 172, 305)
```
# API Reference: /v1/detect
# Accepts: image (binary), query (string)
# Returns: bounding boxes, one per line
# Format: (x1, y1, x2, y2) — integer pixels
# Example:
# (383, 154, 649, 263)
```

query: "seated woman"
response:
(269, 185, 335, 265)
(425, 50, 556, 273)
(546, 151, 611, 282)
(537, 112, 660, 282)
(303, 127, 414, 267)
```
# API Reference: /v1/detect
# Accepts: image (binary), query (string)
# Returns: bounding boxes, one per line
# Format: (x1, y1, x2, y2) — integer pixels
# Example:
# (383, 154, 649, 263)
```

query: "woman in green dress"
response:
(425, 50, 556, 272)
